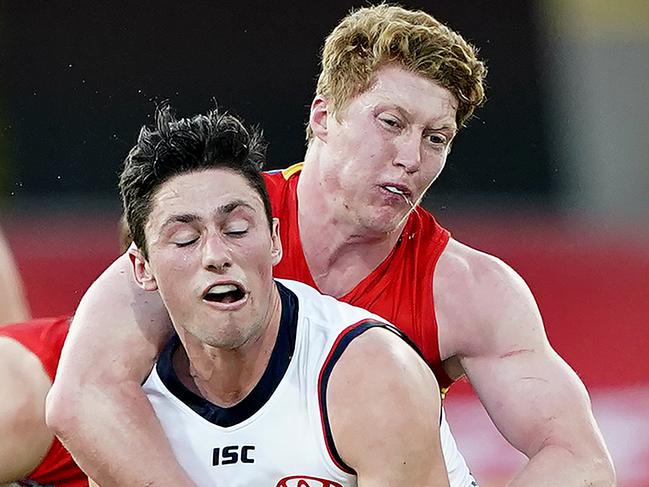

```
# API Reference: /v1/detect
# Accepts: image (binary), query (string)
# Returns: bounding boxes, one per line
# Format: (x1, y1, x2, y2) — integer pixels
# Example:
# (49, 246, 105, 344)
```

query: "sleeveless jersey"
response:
(264, 164, 453, 390)
(0, 316, 88, 487)
(143, 279, 476, 487)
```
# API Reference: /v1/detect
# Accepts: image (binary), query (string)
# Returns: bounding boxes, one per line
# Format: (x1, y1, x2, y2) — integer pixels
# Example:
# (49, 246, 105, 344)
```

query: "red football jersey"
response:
(264, 164, 453, 389)
(0, 316, 88, 486)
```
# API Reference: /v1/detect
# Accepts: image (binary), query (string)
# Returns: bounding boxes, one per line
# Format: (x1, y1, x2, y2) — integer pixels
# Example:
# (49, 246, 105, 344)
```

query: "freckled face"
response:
(139, 168, 281, 349)
(318, 65, 458, 233)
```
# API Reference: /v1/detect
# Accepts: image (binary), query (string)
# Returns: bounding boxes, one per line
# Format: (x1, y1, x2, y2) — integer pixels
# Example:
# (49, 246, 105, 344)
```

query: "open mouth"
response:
(381, 184, 412, 198)
(203, 284, 246, 304)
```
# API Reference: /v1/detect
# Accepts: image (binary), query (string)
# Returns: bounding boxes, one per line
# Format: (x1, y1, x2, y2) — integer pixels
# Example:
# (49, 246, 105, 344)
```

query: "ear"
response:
(308, 96, 329, 142)
(270, 217, 283, 266)
(129, 247, 159, 292)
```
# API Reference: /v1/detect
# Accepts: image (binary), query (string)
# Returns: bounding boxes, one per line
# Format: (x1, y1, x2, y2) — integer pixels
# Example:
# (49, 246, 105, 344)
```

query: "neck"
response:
(297, 150, 407, 297)
(174, 286, 282, 407)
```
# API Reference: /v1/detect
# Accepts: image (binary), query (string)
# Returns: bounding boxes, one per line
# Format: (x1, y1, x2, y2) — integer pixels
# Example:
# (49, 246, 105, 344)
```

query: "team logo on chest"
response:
(276, 475, 344, 487)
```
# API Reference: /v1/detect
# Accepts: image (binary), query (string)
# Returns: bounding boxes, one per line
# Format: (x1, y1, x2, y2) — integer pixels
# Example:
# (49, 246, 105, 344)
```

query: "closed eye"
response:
(175, 237, 198, 247)
(223, 218, 250, 237)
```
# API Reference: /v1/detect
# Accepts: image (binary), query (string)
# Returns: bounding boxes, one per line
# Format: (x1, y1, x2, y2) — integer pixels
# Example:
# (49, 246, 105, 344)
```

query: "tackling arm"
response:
(327, 327, 450, 487)
(45, 253, 195, 486)
(447, 249, 615, 486)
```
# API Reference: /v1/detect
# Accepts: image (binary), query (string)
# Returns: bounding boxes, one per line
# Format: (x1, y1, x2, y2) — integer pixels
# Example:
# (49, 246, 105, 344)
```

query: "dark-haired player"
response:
(116, 103, 464, 485)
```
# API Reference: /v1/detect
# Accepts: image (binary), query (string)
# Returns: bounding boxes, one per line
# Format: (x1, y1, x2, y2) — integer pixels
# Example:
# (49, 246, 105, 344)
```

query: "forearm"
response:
(0, 232, 30, 324)
(47, 253, 188, 485)
(48, 380, 195, 486)
(509, 443, 615, 487)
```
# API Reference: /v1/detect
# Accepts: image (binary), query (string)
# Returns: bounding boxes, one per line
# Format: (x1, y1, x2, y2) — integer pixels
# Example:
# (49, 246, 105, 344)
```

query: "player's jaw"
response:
(195, 263, 277, 351)
(187, 276, 272, 350)
(349, 191, 410, 236)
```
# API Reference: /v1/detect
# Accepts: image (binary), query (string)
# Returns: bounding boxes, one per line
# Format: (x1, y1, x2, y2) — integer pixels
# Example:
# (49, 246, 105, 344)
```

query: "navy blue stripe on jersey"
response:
(156, 280, 299, 427)
(317, 320, 392, 475)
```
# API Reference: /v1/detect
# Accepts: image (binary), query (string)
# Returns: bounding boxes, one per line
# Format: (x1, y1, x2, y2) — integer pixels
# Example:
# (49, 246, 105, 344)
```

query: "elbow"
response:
(567, 446, 616, 487)
(591, 454, 616, 487)
(580, 432, 616, 486)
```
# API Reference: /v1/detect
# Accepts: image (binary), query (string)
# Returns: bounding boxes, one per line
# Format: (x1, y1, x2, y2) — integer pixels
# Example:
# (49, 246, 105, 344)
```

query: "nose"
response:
(393, 131, 421, 174)
(201, 233, 232, 273)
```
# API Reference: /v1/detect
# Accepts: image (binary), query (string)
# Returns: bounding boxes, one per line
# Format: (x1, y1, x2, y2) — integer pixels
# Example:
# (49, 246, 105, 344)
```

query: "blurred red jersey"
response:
(0, 316, 88, 487)
(264, 164, 453, 389)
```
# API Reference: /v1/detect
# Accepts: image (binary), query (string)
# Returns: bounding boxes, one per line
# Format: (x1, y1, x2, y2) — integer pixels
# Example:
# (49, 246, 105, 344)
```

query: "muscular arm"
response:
(0, 338, 52, 483)
(328, 328, 450, 487)
(0, 230, 30, 324)
(437, 241, 615, 486)
(45, 253, 195, 486)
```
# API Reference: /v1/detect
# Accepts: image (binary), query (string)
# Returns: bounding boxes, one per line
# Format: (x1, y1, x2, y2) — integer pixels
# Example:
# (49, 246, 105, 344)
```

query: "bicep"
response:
(55, 252, 172, 391)
(0, 339, 53, 483)
(463, 344, 598, 457)
(461, 267, 598, 456)
(458, 264, 600, 457)
(440, 245, 611, 480)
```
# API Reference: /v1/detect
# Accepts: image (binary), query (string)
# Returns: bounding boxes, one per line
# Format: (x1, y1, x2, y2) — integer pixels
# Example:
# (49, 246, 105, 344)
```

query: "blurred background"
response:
(1, 0, 647, 484)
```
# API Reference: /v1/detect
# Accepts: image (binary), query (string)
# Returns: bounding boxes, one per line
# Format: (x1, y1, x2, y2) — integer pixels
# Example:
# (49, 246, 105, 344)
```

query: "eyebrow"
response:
(217, 199, 257, 216)
(391, 105, 457, 133)
(159, 200, 257, 231)
(428, 123, 457, 135)
(159, 213, 199, 232)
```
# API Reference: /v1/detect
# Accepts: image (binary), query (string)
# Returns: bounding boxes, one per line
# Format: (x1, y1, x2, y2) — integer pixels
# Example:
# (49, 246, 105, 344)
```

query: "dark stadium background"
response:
(1, 1, 647, 485)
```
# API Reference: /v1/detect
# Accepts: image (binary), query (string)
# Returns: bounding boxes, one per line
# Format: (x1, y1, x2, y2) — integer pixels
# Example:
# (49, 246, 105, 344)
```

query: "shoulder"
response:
(328, 325, 436, 391)
(437, 237, 528, 299)
(435, 238, 545, 357)
(325, 326, 442, 468)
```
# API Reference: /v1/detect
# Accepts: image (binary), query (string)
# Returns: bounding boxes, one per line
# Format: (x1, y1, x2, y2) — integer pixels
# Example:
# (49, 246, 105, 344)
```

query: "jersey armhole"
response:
(317, 319, 420, 475)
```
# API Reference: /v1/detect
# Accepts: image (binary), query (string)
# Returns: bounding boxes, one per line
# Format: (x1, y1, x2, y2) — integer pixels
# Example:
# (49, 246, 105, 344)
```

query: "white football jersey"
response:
(143, 278, 477, 487)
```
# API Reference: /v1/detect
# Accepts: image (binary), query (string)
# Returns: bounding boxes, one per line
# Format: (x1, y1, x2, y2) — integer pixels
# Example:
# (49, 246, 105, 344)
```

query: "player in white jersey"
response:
(116, 103, 475, 486)
(144, 278, 476, 486)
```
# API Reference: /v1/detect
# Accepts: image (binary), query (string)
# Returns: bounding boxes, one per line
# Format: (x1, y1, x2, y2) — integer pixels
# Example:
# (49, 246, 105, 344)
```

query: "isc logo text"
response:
(212, 445, 255, 466)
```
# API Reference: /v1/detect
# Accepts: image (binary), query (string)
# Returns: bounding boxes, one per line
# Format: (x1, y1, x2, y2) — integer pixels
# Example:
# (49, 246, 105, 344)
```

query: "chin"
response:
(187, 322, 245, 349)
(201, 333, 247, 350)
(362, 209, 406, 234)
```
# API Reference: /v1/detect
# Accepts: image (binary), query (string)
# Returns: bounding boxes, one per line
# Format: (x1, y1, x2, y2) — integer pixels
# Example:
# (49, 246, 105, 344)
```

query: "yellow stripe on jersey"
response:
(281, 163, 304, 180)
